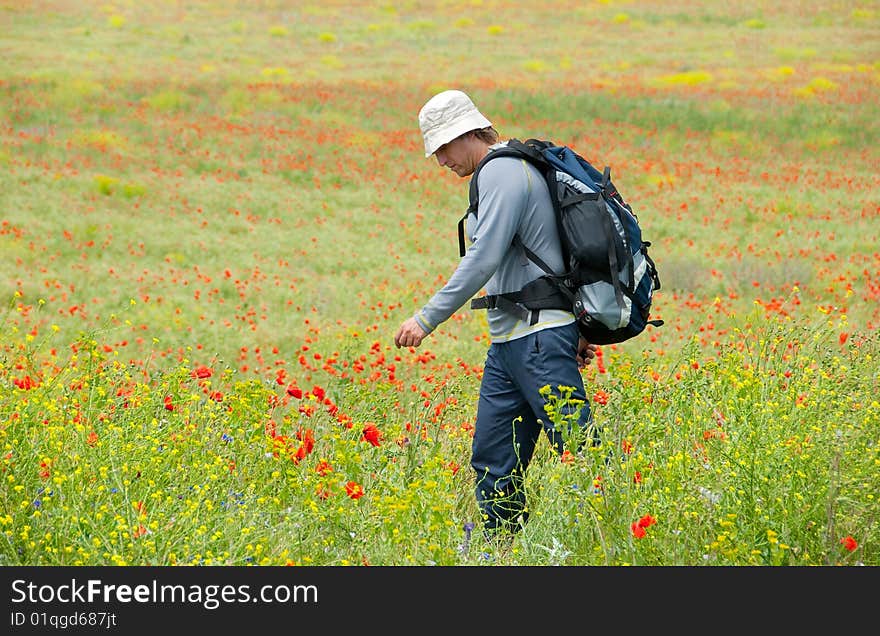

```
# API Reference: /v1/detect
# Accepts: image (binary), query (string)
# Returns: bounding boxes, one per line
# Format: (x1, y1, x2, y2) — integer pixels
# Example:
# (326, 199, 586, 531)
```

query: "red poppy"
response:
(293, 445, 307, 463)
(703, 428, 728, 441)
(14, 376, 37, 390)
(296, 428, 315, 454)
(86, 431, 99, 446)
(840, 536, 858, 552)
(163, 396, 175, 411)
(345, 481, 364, 499)
(192, 365, 213, 379)
(286, 384, 303, 399)
(592, 389, 610, 406)
(361, 423, 382, 447)
(631, 523, 646, 539)
(315, 460, 333, 476)
(637, 514, 657, 528)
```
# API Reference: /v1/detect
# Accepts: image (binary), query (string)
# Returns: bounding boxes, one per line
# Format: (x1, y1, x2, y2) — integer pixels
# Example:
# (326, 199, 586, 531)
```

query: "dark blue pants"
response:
(471, 322, 593, 534)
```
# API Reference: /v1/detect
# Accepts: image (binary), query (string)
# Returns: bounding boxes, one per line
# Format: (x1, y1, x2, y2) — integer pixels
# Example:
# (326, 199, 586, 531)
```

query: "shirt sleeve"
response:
(414, 157, 531, 334)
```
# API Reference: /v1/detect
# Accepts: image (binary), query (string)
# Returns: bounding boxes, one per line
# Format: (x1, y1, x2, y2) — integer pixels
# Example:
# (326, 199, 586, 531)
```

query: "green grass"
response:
(0, 0, 878, 566)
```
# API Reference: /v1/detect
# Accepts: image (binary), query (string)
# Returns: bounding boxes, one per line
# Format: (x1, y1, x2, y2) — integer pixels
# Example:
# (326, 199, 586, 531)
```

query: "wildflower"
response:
(14, 376, 37, 390)
(361, 423, 382, 447)
(592, 389, 610, 406)
(209, 390, 223, 402)
(296, 428, 315, 455)
(458, 522, 476, 554)
(698, 486, 721, 505)
(311, 385, 325, 400)
(622, 439, 634, 454)
(292, 446, 307, 463)
(192, 365, 213, 379)
(345, 481, 364, 500)
(631, 513, 656, 539)
(840, 536, 858, 552)
(163, 396, 175, 411)
(286, 384, 303, 399)
(560, 450, 575, 464)
(315, 484, 332, 500)
(86, 431, 99, 446)
(315, 460, 333, 476)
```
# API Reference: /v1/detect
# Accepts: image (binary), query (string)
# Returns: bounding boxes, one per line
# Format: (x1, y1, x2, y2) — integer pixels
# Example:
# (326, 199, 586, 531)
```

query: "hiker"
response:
(394, 89, 598, 539)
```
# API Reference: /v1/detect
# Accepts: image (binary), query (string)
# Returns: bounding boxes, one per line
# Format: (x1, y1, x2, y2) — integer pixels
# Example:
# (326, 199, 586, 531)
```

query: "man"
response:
(394, 89, 598, 539)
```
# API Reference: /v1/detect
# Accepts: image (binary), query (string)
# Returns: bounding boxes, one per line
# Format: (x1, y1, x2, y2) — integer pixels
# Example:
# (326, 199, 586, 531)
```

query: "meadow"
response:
(0, 0, 878, 566)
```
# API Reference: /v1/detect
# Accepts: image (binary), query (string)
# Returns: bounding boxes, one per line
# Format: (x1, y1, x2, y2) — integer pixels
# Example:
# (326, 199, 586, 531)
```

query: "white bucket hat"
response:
(418, 89, 492, 157)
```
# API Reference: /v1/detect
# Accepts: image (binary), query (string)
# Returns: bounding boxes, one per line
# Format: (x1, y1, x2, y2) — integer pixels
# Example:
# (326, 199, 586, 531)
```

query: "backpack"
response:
(461, 138, 663, 345)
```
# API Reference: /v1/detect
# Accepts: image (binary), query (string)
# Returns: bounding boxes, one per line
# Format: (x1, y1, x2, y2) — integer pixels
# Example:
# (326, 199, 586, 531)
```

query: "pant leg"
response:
(471, 342, 542, 533)
(511, 322, 595, 454)
(471, 323, 594, 534)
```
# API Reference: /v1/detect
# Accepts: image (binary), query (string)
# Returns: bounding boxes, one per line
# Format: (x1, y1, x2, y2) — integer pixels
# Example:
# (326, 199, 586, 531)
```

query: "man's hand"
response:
(395, 317, 429, 349)
(576, 337, 598, 369)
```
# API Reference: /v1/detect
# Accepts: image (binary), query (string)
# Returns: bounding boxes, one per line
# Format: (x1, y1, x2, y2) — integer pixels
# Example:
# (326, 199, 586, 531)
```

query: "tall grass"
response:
(1, 0, 877, 565)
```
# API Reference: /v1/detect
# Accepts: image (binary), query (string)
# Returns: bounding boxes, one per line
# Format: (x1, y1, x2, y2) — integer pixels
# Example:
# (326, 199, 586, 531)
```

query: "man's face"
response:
(434, 133, 480, 177)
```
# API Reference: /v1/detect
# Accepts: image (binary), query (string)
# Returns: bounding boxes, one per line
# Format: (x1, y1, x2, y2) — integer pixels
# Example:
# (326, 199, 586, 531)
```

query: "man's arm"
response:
(398, 157, 530, 345)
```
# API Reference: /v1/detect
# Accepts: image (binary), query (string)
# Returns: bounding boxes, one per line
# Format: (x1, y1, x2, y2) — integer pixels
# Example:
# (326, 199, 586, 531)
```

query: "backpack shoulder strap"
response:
(458, 140, 538, 257)
(467, 140, 540, 212)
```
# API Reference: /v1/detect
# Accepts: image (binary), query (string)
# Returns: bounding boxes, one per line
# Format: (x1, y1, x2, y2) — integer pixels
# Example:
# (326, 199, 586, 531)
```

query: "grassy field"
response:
(1, 0, 878, 566)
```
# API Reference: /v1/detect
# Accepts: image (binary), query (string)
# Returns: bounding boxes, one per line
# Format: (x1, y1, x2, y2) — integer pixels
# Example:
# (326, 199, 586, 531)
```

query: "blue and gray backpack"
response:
(462, 138, 663, 345)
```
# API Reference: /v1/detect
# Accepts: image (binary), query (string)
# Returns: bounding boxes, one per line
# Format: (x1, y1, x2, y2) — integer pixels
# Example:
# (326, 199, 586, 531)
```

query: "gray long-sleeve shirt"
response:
(414, 142, 575, 342)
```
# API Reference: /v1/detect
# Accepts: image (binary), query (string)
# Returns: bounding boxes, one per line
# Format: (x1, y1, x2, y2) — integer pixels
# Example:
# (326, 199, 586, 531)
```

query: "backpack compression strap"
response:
(469, 235, 571, 325)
